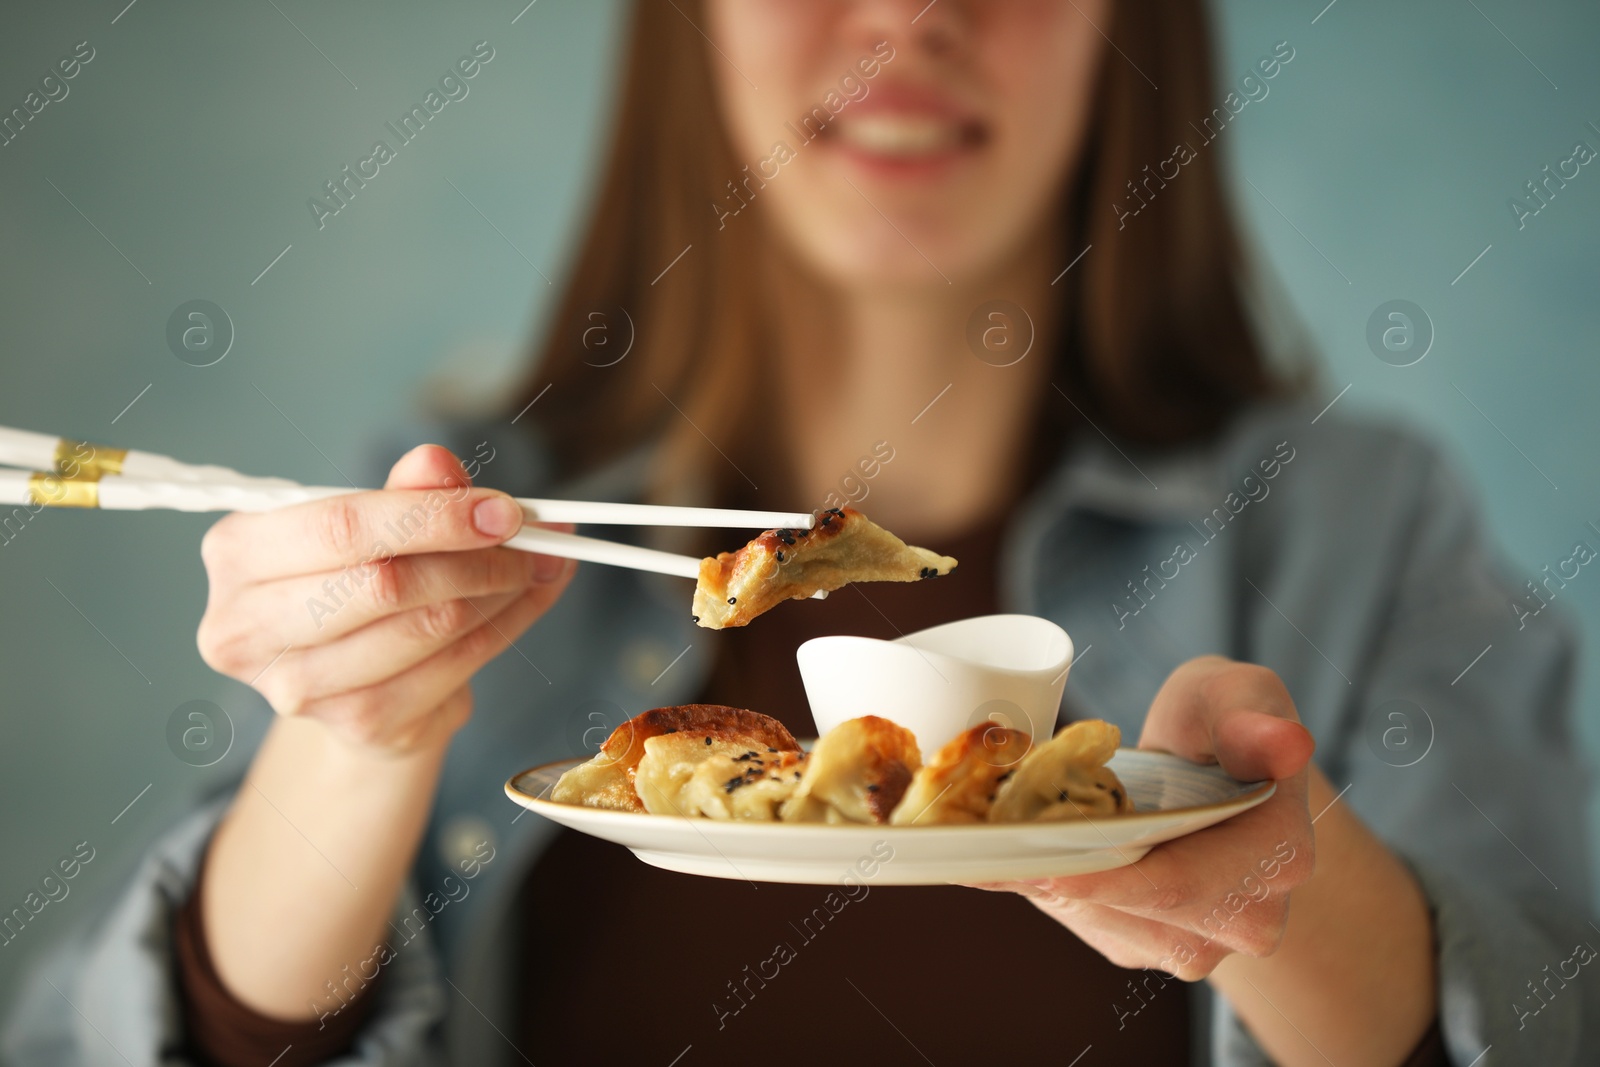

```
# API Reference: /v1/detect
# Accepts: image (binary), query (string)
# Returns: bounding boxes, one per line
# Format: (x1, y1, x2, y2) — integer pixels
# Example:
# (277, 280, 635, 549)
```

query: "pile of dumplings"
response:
(550, 704, 1135, 826)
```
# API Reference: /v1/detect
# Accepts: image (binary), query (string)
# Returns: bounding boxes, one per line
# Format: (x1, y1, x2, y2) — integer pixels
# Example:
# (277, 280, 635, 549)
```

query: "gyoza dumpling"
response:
(891, 723, 1033, 825)
(988, 719, 1133, 823)
(637, 733, 800, 815)
(692, 508, 957, 629)
(781, 715, 921, 824)
(551, 704, 799, 812)
(679, 750, 810, 820)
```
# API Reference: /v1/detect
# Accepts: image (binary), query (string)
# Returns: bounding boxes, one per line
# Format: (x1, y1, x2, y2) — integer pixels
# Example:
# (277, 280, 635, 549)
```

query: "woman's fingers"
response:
(201, 543, 571, 683)
(194, 442, 582, 752)
(1041, 796, 1309, 905)
(202, 486, 522, 582)
(1019, 893, 1236, 980)
(965, 813, 1302, 970)
(383, 442, 473, 492)
(1139, 657, 1315, 785)
(289, 573, 571, 748)
(209, 546, 550, 656)
(983, 793, 1298, 908)
(200, 445, 524, 584)
(260, 590, 525, 701)
(962, 657, 1321, 977)
(968, 860, 1289, 973)
(1214, 710, 1315, 784)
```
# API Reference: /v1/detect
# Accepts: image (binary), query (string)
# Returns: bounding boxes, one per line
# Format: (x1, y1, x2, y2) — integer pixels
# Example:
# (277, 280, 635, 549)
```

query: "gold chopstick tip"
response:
(53, 438, 126, 480)
(27, 472, 100, 508)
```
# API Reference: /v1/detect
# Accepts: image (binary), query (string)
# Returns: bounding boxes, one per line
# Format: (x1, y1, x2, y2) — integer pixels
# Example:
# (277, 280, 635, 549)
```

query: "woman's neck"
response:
(763, 235, 1061, 541)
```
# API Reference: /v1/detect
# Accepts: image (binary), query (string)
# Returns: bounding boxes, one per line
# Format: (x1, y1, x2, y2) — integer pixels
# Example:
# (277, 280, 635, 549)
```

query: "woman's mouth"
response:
(833, 114, 971, 158)
(818, 98, 988, 177)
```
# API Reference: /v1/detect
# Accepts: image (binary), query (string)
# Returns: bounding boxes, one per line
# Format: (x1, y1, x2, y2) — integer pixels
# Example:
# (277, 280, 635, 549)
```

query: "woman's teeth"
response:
(833, 115, 966, 157)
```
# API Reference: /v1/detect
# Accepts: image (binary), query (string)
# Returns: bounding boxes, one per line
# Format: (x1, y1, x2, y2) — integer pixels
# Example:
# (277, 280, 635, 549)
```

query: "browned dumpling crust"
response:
(988, 720, 1134, 823)
(781, 715, 921, 824)
(890, 723, 1034, 825)
(552, 704, 800, 812)
(549, 707, 1138, 826)
(692, 507, 957, 629)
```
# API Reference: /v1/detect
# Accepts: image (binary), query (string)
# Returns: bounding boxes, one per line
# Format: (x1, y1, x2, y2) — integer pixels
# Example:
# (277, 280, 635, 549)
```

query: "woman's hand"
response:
(972, 656, 1316, 979)
(196, 444, 577, 1018)
(196, 443, 575, 753)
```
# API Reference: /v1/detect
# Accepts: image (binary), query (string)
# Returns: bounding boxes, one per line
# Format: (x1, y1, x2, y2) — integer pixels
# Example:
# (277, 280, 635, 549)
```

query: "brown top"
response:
(174, 514, 1448, 1066)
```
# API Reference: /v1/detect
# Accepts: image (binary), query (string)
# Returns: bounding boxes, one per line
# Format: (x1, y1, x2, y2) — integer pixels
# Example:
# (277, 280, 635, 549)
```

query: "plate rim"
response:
(503, 749, 1277, 831)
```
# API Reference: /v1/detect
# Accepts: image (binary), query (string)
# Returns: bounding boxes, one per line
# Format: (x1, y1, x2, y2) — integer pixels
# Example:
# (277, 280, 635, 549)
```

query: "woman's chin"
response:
(796, 239, 1019, 294)
(751, 159, 1032, 291)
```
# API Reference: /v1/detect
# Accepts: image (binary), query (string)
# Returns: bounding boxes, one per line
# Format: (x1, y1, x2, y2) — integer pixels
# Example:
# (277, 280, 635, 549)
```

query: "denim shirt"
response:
(6, 400, 1593, 1066)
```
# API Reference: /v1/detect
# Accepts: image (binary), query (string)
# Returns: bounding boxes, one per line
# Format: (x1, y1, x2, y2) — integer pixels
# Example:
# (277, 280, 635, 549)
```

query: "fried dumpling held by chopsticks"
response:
(551, 704, 799, 812)
(781, 715, 921, 824)
(988, 719, 1134, 823)
(692, 507, 957, 629)
(890, 723, 1034, 825)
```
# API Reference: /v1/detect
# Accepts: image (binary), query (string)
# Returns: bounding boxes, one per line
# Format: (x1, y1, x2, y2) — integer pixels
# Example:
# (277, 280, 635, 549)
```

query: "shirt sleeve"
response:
(1215, 436, 1596, 1064)
(1, 796, 452, 1067)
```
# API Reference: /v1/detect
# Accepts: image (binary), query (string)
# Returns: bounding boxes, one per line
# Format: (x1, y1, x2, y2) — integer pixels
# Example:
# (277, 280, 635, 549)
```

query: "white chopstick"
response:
(507, 526, 701, 579)
(0, 425, 297, 487)
(0, 426, 815, 530)
(0, 470, 819, 583)
(511, 500, 814, 529)
(0, 472, 814, 529)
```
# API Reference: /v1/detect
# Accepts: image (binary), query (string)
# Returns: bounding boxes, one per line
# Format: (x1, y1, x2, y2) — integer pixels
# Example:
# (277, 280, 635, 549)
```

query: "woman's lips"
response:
(835, 114, 965, 156)
(814, 94, 988, 178)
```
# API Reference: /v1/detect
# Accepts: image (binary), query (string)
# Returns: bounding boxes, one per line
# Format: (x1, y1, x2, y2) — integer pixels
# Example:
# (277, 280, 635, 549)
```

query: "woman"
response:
(7, 1, 1592, 1064)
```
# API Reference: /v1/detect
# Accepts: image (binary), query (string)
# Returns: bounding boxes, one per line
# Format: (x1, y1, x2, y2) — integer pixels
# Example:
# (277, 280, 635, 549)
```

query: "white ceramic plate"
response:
(504, 749, 1275, 885)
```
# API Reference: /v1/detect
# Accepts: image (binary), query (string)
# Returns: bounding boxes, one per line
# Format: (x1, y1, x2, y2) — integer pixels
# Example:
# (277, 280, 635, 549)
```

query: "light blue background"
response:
(1, 0, 1596, 1010)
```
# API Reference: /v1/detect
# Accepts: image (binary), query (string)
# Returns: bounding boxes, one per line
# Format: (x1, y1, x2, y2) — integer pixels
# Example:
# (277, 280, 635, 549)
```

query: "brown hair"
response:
(516, 0, 1286, 502)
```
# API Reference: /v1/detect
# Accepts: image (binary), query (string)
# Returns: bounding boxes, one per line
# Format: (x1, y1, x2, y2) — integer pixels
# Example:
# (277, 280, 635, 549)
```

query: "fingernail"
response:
(472, 496, 522, 538)
(532, 553, 568, 583)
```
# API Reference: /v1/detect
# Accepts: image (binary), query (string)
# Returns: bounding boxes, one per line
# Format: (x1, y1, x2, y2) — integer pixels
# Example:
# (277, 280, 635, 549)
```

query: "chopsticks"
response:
(0, 424, 818, 582)
(0, 426, 297, 487)
(0, 470, 813, 580)
(0, 471, 814, 528)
